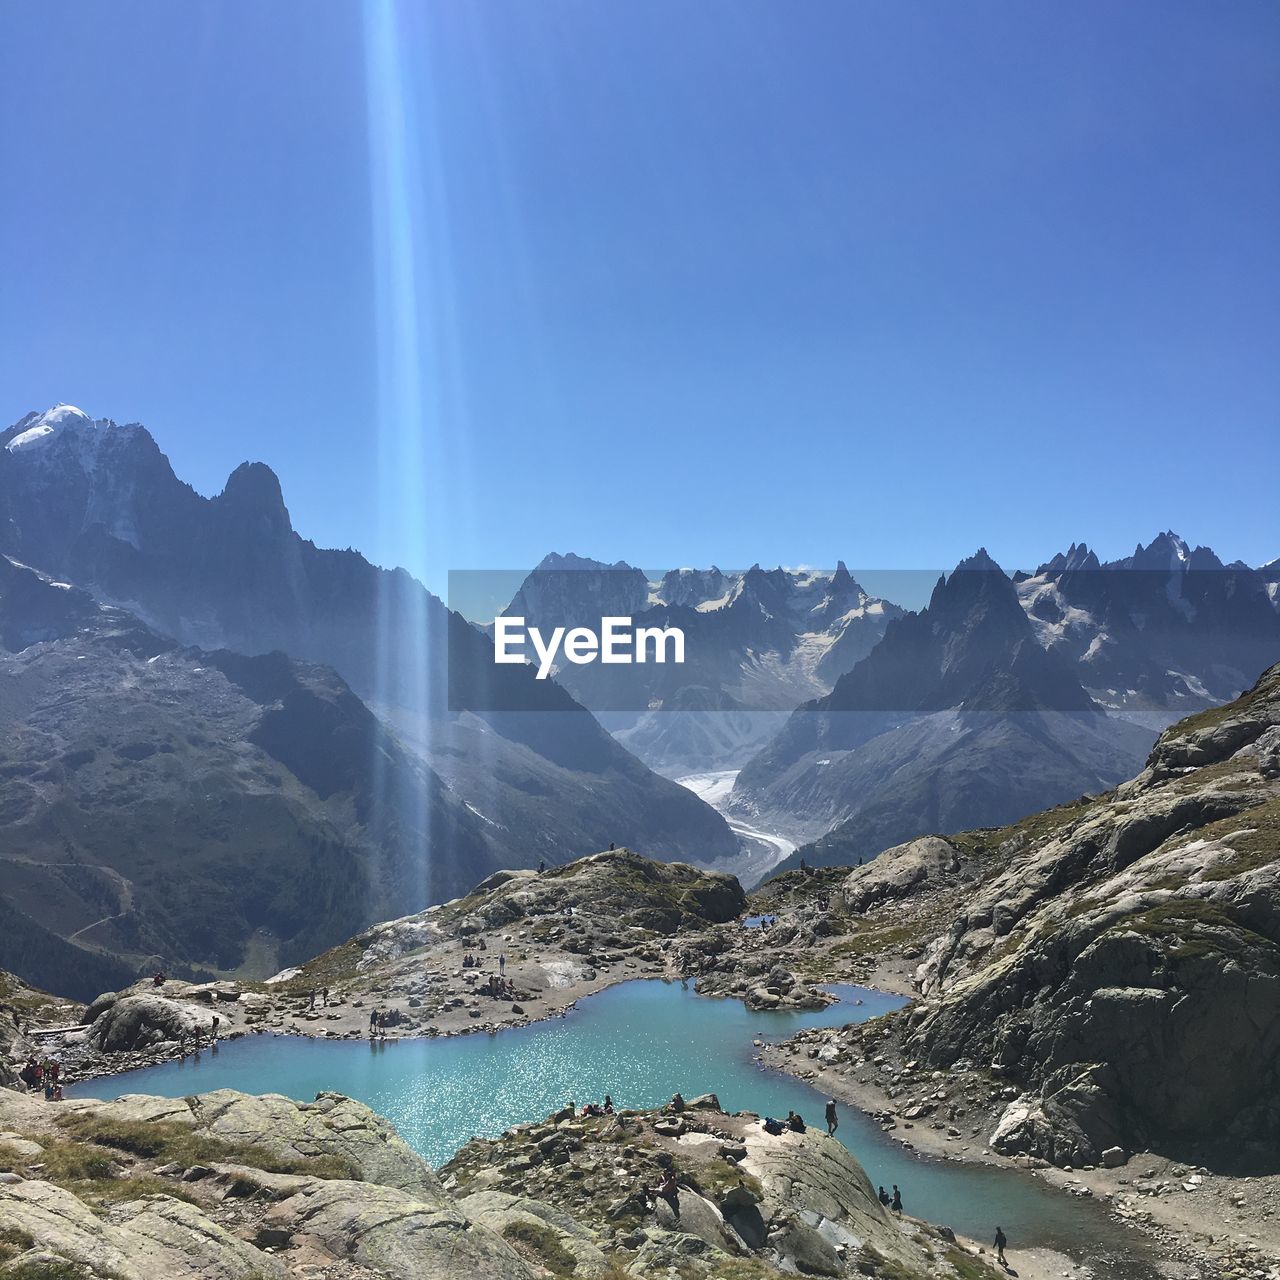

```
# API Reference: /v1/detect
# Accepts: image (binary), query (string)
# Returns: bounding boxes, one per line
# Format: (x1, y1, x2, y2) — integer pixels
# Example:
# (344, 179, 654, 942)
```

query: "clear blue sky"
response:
(3, 1, 1278, 596)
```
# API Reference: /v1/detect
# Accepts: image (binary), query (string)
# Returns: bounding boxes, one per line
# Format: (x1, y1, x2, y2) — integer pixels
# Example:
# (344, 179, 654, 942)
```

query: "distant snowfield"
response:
(676, 769, 796, 888)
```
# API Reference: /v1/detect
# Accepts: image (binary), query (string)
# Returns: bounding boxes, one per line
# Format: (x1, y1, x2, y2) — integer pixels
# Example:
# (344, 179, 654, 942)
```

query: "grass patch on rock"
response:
(1194, 797, 1280, 881)
(501, 1220, 578, 1277)
(1121, 899, 1280, 961)
(54, 1114, 358, 1181)
(0, 1227, 35, 1263)
(1, 1260, 100, 1280)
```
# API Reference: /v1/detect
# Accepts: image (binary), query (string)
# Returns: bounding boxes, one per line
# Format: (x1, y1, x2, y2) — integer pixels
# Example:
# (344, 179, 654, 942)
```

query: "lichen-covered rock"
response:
(458, 1189, 613, 1277)
(905, 662, 1280, 1164)
(183, 1089, 442, 1198)
(0, 1178, 283, 1280)
(268, 1178, 535, 1279)
(447, 1103, 943, 1279)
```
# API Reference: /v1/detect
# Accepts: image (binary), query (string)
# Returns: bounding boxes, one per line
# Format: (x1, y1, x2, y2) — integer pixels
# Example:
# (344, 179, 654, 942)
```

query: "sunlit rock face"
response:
(899, 662, 1280, 1164)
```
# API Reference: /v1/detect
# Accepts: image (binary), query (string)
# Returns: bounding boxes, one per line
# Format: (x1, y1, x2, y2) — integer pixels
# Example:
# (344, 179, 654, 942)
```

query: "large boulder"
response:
(87, 993, 212, 1051)
(989, 1064, 1126, 1166)
(842, 836, 962, 913)
(739, 1124, 924, 1275)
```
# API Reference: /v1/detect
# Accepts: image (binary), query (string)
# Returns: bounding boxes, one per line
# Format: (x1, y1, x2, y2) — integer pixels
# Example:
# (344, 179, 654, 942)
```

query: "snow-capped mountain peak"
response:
(5, 404, 92, 453)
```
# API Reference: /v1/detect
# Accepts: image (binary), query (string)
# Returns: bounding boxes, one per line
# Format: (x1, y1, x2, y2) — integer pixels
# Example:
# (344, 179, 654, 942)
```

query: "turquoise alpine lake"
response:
(72, 979, 1159, 1277)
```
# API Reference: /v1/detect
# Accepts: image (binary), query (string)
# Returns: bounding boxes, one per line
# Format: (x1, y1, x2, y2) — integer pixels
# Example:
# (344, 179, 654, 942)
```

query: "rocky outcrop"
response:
(86, 993, 215, 1052)
(0, 1176, 287, 1280)
(457, 1190, 614, 1277)
(0, 1085, 539, 1280)
(343, 849, 744, 988)
(898, 663, 1280, 1165)
(265, 1179, 534, 1280)
(443, 1102, 993, 1278)
(0, 1083, 1000, 1279)
(842, 837, 963, 914)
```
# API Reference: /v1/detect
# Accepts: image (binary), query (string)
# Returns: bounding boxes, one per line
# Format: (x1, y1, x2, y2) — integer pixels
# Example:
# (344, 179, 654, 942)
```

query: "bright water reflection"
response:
(73, 980, 1160, 1276)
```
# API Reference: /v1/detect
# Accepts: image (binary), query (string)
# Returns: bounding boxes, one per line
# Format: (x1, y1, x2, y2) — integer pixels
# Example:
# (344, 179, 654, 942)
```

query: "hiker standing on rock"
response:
(891, 1185, 903, 1214)
(825, 1098, 838, 1135)
(994, 1226, 1008, 1266)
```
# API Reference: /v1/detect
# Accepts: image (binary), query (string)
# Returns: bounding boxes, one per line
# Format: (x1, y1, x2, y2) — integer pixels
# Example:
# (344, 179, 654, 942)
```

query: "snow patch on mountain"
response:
(5, 404, 92, 452)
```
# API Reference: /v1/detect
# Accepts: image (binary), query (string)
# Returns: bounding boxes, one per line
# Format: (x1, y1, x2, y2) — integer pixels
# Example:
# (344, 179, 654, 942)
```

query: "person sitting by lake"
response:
(19, 1057, 40, 1090)
(153, 971, 166, 986)
(581, 1101, 605, 1117)
(786, 1110, 806, 1133)
(877, 1186, 891, 1207)
(603, 1095, 614, 1114)
(761, 1116, 786, 1135)
(665, 1092, 685, 1114)
(646, 1165, 680, 1219)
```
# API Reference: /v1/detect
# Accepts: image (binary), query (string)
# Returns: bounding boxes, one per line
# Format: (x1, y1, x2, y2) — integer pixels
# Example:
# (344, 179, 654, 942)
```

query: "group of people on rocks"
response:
(482, 973, 516, 1000)
(761, 1109, 808, 1135)
(367, 1007, 404, 1037)
(876, 1183, 904, 1213)
(551, 1095, 617, 1122)
(176, 1016, 220, 1054)
(19, 1055, 62, 1100)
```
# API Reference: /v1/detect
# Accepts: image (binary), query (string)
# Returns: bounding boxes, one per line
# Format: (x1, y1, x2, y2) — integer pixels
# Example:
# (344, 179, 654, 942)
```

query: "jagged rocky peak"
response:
(1107, 529, 1224, 572)
(1036, 541, 1101, 575)
(926, 548, 1019, 622)
(654, 564, 732, 607)
(830, 558, 857, 591)
(533, 550, 638, 573)
(950, 546, 1003, 574)
(506, 551, 652, 625)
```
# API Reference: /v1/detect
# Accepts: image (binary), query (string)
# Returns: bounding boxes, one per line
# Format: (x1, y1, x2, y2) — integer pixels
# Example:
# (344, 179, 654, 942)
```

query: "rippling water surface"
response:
(73, 979, 1162, 1276)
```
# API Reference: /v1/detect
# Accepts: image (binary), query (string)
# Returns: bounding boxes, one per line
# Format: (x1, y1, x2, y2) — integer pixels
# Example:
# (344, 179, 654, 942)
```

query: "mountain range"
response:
(0, 405, 735, 990)
(498, 553, 902, 774)
(738, 539, 1280, 871)
(0, 403, 1275, 989)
